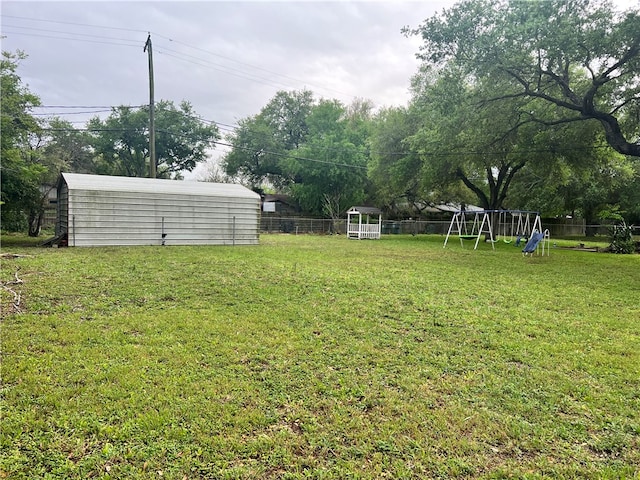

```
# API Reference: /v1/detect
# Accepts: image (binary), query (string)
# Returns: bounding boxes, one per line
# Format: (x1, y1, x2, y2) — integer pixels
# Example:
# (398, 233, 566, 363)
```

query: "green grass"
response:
(1, 234, 639, 479)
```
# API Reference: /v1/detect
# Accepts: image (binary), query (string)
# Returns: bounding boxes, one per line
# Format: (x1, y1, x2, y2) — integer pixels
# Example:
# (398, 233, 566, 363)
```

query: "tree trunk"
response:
(583, 207, 597, 237)
(28, 209, 43, 237)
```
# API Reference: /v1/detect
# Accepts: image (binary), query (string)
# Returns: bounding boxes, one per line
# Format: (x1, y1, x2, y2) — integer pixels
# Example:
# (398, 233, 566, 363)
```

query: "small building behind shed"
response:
(55, 173, 260, 247)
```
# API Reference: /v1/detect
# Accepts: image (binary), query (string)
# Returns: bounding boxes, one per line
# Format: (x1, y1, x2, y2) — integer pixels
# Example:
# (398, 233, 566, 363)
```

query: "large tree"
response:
(406, 0, 640, 157)
(223, 90, 314, 189)
(0, 51, 45, 233)
(282, 99, 370, 218)
(368, 106, 427, 216)
(88, 100, 219, 178)
(21, 119, 96, 236)
(223, 92, 374, 219)
(407, 66, 561, 216)
(508, 140, 639, 234)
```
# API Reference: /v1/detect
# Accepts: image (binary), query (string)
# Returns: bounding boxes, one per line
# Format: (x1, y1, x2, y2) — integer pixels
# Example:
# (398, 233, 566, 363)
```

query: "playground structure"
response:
(443, 210, 550, 255)
(521, 230, 551, 256)
(347, 206, 382, 240)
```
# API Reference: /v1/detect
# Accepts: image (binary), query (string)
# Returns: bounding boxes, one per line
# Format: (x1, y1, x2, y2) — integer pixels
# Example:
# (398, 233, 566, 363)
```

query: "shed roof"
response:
(60, 173, 260, 199)
(347, 206, 382, 215)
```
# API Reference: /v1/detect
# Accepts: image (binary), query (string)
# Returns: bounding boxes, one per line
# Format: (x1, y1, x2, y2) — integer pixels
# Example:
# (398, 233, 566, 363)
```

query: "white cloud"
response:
(1, 1, 450, 126)
(6, 0, 631, 180)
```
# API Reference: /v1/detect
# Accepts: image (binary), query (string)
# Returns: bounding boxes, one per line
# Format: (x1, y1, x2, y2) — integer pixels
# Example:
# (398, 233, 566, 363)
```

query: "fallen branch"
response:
(1, 267, 24, 314)
(13, 268, 24, 284)
(0, 253, 34, 259)
(2, 284, 21, 314)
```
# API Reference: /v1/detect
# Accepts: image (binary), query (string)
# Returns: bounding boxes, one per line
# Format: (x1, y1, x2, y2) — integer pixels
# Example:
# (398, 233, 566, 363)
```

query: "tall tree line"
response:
(2, 0, 639, 236)
(222, 0, 639, 227)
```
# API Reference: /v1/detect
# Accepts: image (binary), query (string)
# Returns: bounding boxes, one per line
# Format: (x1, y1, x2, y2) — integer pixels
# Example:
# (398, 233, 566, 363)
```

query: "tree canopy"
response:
(283, 99, 370, 217)
(223, 91, 371, 216)
(223, 90, 314, 189)
(88, 100, 219, 178)
(405, 0, 640, 157)
(406, 66, 579, 212)
(0, 51, 45, 232)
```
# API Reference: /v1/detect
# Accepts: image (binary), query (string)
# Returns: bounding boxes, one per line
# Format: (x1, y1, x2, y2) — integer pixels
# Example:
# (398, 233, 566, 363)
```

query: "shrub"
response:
(608, 220, 635, 254)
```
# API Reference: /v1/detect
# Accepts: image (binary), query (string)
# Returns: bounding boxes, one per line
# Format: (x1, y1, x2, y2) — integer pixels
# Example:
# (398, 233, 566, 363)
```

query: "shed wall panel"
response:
(60, 174, 260, 246)
(56, 184, 69, 237)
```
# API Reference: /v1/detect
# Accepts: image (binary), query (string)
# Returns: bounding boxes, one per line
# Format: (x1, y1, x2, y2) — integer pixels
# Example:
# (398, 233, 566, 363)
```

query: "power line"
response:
(1, 30, 141, 48)
(32, 109, 114, 116)
(3, 26, 312, 93)
(2, 14, 360, 101)
(2, 15, 303, 92)
(214, 121, 238, 130)
(34, 105, 144, 109)
(28, 104, 239, 132)
(42, 120, 90, 125)
(145, 107, 239, 131)
(42, 128, 141, 133)
(1, 23, 143, 43)
(1, 14, 147, 34)
(209, 140, 369, 170)
(155, 49, 294, 91)
(152, 33, 358, 101)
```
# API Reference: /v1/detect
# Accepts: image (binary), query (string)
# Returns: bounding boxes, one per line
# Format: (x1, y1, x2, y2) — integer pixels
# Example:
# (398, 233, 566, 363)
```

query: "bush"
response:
(608, 221, 635, 254)
(0, 208, 28, 233)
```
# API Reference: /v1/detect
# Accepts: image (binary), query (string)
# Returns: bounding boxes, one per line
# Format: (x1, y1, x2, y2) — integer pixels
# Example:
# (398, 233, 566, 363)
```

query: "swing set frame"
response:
(443, 210, 544, 251)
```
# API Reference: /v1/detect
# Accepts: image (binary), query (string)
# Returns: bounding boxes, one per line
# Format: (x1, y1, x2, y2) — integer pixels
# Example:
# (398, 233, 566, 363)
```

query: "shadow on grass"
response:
(1, 232, 53, 249)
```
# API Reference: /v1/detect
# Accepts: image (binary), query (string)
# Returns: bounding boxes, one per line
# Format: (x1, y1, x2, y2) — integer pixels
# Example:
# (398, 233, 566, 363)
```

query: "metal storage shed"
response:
(55, 173, 260, 247)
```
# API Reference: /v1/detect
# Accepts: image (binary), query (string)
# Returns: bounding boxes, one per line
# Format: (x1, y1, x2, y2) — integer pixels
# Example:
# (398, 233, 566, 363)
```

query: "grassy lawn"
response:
(1, 234, 639, 479)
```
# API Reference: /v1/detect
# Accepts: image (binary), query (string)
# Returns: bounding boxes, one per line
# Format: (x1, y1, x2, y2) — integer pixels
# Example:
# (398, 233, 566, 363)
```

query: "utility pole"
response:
(144, 34, 156, 178)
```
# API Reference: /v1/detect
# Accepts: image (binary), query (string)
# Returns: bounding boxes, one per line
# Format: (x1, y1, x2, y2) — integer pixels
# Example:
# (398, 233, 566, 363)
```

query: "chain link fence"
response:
(40, 210, 636, 239)
(260, 216, 639, 238)
(260, 218, 473, 235)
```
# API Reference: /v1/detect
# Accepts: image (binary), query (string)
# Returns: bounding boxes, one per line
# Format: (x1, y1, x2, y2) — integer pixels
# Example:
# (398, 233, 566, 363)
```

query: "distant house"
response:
(55, 173, 261, 247)
(261, 194, 301, 216)
(40, 183, 58, 229)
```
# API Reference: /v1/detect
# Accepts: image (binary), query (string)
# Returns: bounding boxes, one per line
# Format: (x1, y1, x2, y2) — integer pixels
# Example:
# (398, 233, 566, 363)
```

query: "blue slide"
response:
(522, 231, 544, 254)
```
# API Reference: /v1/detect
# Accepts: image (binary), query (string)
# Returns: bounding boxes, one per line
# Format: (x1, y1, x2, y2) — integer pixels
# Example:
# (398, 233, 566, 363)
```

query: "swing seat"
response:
(503, 239, 512, 244)
(459, 235, 477, 240)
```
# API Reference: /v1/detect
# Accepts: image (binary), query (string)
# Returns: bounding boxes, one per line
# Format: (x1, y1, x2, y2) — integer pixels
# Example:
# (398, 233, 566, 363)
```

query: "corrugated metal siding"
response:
(62, 172, 255, 198)
(56, 183, 69, 237)
(60, 173, 260, 247)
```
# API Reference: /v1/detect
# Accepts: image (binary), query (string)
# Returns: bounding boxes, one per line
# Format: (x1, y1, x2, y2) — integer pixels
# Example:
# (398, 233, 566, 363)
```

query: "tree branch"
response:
(594, 42, 640, 87)
(455, 167, 489, 208)
(498, 161, 527, 207)
(1, 267, 24, 314)
(538, 67, 582, 106)
(610, 95, 640, 116)
(522, 114, 586, 127)
(501, 67, 584, 112)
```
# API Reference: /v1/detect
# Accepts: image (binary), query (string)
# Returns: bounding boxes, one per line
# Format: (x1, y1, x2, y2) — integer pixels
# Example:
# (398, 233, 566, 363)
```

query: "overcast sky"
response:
(1, 1, 458, 177)
(2, 0, 637, 179)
